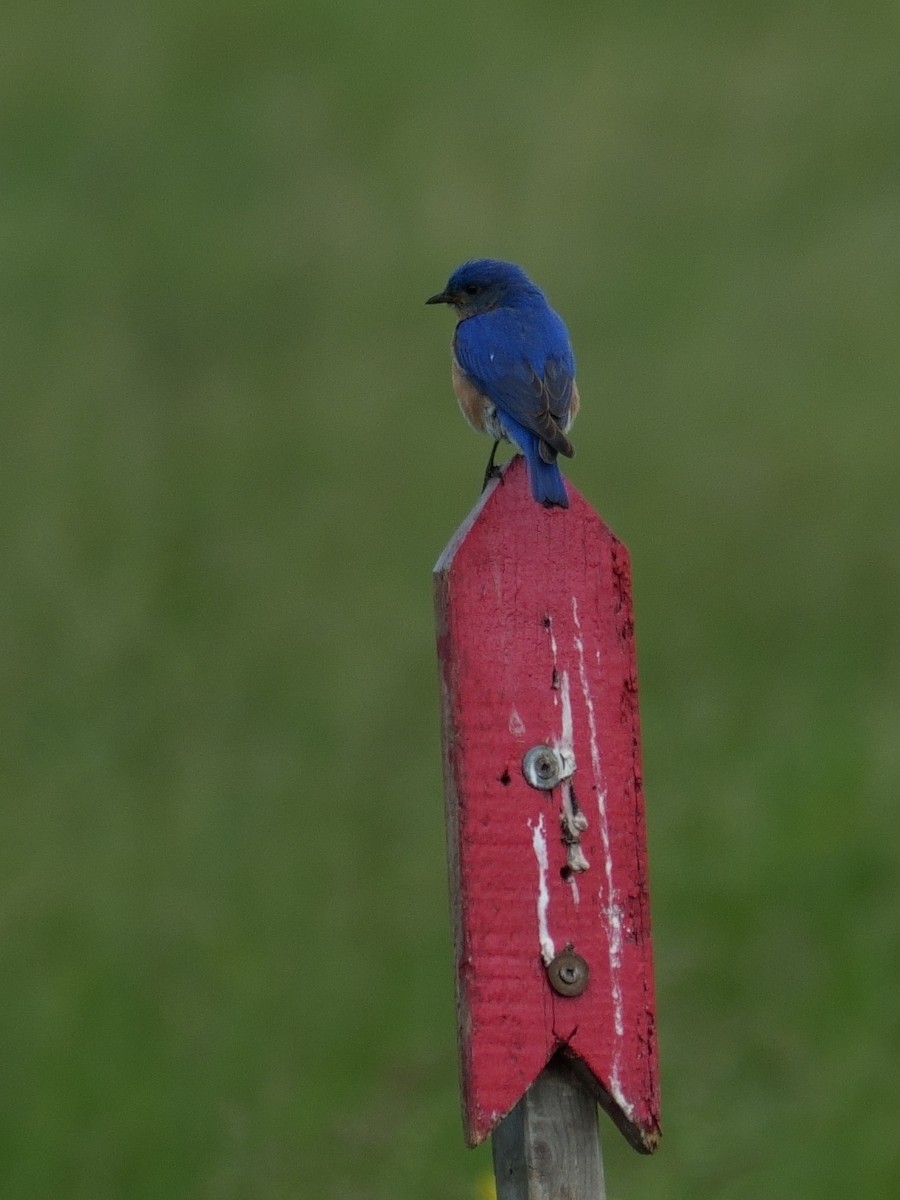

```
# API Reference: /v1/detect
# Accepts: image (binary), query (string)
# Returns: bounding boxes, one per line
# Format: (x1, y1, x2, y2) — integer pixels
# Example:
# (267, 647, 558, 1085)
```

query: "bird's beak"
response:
(426, 290, 453, 306)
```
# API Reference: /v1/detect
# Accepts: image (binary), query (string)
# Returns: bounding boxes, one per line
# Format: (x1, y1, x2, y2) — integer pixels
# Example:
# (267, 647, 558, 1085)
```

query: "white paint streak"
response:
(608, 1066, 636, 1120)
(572, 595, 626, 1042)
(558, 670, 573, 754)
(529, 814, 555, 963)
(550, 670, 577, 781)
(508, 708, 525, 739)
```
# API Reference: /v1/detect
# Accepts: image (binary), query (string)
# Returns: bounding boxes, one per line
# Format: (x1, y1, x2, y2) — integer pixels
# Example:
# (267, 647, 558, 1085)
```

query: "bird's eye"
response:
(464, 283, 479, 295)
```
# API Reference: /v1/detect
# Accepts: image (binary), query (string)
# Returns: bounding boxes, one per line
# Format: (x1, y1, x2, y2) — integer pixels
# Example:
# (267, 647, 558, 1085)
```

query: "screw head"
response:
(546, 950, 589, 997)
(522, 745, 566, 790)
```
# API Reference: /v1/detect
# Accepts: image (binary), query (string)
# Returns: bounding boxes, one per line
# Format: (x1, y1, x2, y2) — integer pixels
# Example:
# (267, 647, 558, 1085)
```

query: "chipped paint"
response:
(529, 813, 555, 963)
(544, 617, 559, 706)
(608, 1065, 636, 1121)
(552, 670, 577, 779)
(508, 708, 525, 738)
(560, 782, 590, 874)
(572, 595, 625, 1040)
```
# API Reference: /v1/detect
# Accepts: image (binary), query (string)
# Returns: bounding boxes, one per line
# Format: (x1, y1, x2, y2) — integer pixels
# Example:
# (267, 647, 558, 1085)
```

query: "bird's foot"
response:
(481, 464, 503, 492)
(481, 440, 503, 492)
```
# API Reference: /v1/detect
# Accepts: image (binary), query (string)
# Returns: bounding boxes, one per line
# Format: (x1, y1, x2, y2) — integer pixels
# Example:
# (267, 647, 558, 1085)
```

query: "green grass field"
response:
(2, 3, 898, 1196)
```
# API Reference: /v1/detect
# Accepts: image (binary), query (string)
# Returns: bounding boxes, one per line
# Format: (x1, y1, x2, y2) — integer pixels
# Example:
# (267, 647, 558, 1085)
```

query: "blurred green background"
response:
(2, 2, 898, 1197)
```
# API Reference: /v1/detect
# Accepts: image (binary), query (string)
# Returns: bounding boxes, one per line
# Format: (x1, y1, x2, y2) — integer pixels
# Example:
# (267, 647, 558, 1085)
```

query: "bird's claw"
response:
(481, 464, 503, 492)
(481, 440, 503, 493)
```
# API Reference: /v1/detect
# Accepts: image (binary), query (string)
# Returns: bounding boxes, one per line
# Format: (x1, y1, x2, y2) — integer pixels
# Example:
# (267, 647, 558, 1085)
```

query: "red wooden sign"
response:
(434, 455, 660, 1153)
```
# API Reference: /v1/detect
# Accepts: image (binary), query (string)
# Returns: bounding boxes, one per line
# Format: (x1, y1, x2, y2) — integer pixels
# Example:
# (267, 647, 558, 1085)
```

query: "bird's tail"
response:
(503, 417, 569, 508)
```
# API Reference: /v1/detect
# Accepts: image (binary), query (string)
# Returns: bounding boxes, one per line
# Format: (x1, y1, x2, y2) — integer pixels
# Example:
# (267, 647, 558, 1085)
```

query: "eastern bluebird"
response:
(427, 259, 579, 508)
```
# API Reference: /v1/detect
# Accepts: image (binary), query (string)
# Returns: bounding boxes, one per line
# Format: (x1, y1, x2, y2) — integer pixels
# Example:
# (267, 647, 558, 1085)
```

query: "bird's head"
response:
(426, 259, 538, 318)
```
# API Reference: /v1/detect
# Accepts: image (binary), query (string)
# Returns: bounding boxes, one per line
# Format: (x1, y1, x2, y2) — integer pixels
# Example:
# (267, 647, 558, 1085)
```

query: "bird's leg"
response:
(481, 440, 502, 491)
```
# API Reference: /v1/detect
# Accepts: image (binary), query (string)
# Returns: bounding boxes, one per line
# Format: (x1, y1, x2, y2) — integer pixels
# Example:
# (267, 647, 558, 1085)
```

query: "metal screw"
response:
(522, 744, 574, 790)
(546, 950, 589, 997)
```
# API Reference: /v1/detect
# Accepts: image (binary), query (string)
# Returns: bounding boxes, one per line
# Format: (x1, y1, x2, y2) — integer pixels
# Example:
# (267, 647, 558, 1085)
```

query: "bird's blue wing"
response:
(454, 305, 576, 457)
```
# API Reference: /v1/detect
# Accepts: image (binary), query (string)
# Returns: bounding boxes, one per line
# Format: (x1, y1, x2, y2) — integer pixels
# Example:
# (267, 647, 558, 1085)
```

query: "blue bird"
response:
(427, 259, 579, 508)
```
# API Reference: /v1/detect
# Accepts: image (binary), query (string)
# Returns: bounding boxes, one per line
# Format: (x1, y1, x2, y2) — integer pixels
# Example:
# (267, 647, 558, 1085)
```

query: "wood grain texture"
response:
(434, 455, 660, 1152)
(492, 1055, 606, 1200)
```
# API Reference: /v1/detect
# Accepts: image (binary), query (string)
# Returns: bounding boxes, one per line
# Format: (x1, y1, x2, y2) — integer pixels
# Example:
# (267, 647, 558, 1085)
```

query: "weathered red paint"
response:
(434, 455, 660, 1152)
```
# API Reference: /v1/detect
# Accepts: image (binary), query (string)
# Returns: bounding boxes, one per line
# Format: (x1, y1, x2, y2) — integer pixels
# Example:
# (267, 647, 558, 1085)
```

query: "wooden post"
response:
(492, 1054, 606, 1200)
(434, 457, 660, 1197)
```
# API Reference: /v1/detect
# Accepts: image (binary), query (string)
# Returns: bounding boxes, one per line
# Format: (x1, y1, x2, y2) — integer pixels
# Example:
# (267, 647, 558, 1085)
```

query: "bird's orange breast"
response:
(565, 381, 580, 431)
(451, 355, 493, 435)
